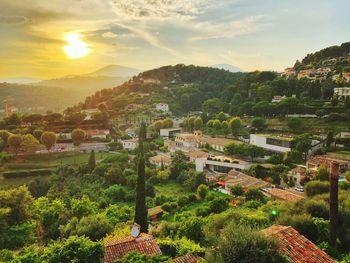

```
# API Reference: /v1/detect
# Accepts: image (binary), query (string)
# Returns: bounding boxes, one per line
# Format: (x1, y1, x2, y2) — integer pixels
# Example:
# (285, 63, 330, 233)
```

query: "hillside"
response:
(292, 41, 350, 73)
(0, 83, 116, 113)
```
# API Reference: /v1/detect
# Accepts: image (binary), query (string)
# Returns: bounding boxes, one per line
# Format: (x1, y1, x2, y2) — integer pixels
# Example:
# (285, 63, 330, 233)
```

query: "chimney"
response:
(329, 161, 339, 247)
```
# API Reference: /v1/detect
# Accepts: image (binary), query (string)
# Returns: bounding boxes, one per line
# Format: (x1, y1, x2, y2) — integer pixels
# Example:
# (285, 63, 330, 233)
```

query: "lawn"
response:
(4, 152, 113, 170)
(0, 175, 54, 189)
(154, 182, 189, 196)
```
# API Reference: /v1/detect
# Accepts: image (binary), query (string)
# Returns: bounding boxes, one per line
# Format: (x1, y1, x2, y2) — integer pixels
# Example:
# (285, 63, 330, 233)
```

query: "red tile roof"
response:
(267, 188, 304, 202)
(262, 225, 335, 263)
(104, 233, 162, 263)
(168, 254, 198, 263)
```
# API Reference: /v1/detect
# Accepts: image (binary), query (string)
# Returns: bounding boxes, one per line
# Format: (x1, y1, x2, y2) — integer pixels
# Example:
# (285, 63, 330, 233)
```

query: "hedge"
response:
(2, 169, 53, 179)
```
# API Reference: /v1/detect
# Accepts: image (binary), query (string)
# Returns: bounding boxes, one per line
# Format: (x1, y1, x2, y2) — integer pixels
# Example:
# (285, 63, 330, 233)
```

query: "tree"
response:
(88, 150, 96, 171)
(42, 235, 104, 262)
(188, 117, 196, 132)
(202, 98, 224, 117)
(178, 217, 205, 243)
(153, 120, 163, 131)
(71, 129, 86, 146)
(213, 119, 222, 131)
(214, 222, 287, 263)
(66, 112, 86, 125)
(304, 180, 329, 197)
(288, 118, 304, 132)
(229, 117, 241, 135)
(40, 132, 57, 152)
(8, 134, 22, 154)
(134, 122, 148, 233)
(326, 131, 334, 147)
(104, 166, 125, 185)
(221, 121, 230, 135)
(251, 117, 267, 131)
(33, 129, 43, 140)
(21, 134, 40, 152)
(216, 112, 228, 122)
(197, 184, 208, 199)
(293, 133, 312, 160)
(230, 185, 244, 196)
(194, 117, 203, 130)
(315, 165, 329, 181)
(245, 188, 265, 202)
(5, 113, 21, 126)
(0, 130, 11, 145)
(71, 195, 97, 219)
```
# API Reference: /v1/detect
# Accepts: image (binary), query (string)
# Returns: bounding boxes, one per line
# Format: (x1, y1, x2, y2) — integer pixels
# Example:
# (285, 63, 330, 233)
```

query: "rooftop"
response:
(104, 233, 162, 263)
(168, 254, 198, 263)
(186, 150, 210, 159)
(149, 154, 171, 164)
(226, 170, 269, 189)
(307, 155, 348, 165)
(267, 188, 304, 202)
(206, 155, 251, 165)
(262, 225, 334, 263)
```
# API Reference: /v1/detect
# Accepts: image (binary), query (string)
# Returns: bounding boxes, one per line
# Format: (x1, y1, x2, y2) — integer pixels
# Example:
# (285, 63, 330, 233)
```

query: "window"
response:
(266, 138, 291, 148)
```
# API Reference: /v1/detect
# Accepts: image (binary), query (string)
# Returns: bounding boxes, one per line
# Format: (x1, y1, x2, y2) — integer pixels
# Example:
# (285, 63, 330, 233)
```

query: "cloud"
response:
(102, 31, 118, 38)
(0, 15, 27, 24)
(110, 0, 215, 21)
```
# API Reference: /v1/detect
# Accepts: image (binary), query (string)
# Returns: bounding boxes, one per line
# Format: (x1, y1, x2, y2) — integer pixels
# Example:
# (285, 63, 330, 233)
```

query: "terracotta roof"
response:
(187, 150, 210, 159)
(307, 155, 348, 166)
(168, 254, 198, 263)
(148, 206, 163, 217)
(104, 233, 162, 263)
(149, 154, 171, 164)
(226, 170, 269, 189)
(262, 225, 335, 263)
(267, 188, 304, 202)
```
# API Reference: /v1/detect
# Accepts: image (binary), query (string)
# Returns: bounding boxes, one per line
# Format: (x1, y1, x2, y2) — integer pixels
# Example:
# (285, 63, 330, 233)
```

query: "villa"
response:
(195, 155, 252, 173)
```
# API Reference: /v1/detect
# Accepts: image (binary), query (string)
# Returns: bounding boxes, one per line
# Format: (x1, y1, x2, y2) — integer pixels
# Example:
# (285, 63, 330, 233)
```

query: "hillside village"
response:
(1, 42, 350, 262)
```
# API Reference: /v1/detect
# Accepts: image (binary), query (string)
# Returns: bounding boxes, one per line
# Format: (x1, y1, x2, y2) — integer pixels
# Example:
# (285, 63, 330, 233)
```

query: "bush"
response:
(197, 184, 208, 199)
(2, 169, 52, 179)
(157, 237, 205, 258)
(304, 181, 329, 197)
(208, 197, 230, 214)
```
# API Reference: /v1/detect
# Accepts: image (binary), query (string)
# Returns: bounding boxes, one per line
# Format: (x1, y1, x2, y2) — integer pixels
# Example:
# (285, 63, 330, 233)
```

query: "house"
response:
(175, 133, 197, 148)
(160, 128, 182, 138)
(262, 225, 334, 263)
(85, 129, 110, 139)
(83, 108, 100, 120)
(104, 233, 162, 263)
(187, 150, 210, 162)
(250, 134, 294, 153)
(271, 95, 286, 103)
(126, 104, 144, 110)
(156, 103, 169, 112)
(196, 135, 241, 152)
(297, 69, 316, 80)
(334, 87, 350, 97)
(56, 132, 72, 140)
(282, 67, 296, 78)
(306, 155, 349, 174)
(266, 188, 304, 202)
(149, 154, 171, 167)
(288, 166, 308, 186)
(148, 206, 163, 221)
(126, 129, 138, 138)
(142, 78, 160, 84)
(195, 155, 252, 173)
(121, 138, 138, 150)
(224, 170, 269, 192)
(339, 131, 350, 138)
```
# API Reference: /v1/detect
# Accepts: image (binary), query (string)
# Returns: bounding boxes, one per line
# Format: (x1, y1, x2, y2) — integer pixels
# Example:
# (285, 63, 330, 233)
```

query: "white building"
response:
(175, 133, 197, 148)
(250, 134, 293, 153)
(334, 87, 350, 97)
(121, 138, 138, 150)
(156, 103, 169, 112)
(160, 128, 182, 138)
(195, 155, 252, 173)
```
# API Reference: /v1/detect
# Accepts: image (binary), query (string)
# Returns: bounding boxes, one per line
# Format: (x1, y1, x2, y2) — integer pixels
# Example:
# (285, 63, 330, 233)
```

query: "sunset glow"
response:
(63, 33, 90, 59)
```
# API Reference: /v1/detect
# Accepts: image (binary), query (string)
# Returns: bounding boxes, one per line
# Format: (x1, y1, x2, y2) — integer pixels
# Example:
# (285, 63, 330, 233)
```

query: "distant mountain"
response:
(0, 77, 41, 84)
(88, 65, 142, 77)
(210, 64, 241, 72)
(36, 75, 128, 93)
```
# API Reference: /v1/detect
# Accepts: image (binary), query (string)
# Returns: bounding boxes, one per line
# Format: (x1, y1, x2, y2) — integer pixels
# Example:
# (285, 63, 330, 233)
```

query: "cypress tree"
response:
(134, 122, 148, 232)
(88, 150, 96, 171)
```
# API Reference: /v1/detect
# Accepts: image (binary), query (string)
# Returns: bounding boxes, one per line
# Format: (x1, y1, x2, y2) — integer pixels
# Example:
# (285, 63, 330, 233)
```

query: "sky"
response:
(0, 0, 349, 79)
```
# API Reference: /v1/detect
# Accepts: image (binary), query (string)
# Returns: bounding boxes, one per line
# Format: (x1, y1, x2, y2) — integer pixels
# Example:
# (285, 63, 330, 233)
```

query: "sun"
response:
(63, 33, 90, 59)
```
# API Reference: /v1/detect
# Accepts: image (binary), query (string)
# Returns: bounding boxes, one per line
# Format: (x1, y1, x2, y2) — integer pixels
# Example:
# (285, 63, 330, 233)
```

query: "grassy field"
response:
(154, 182, 189, 196)
(0, 151, 114, 189)
(4, 152, 112, 170)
